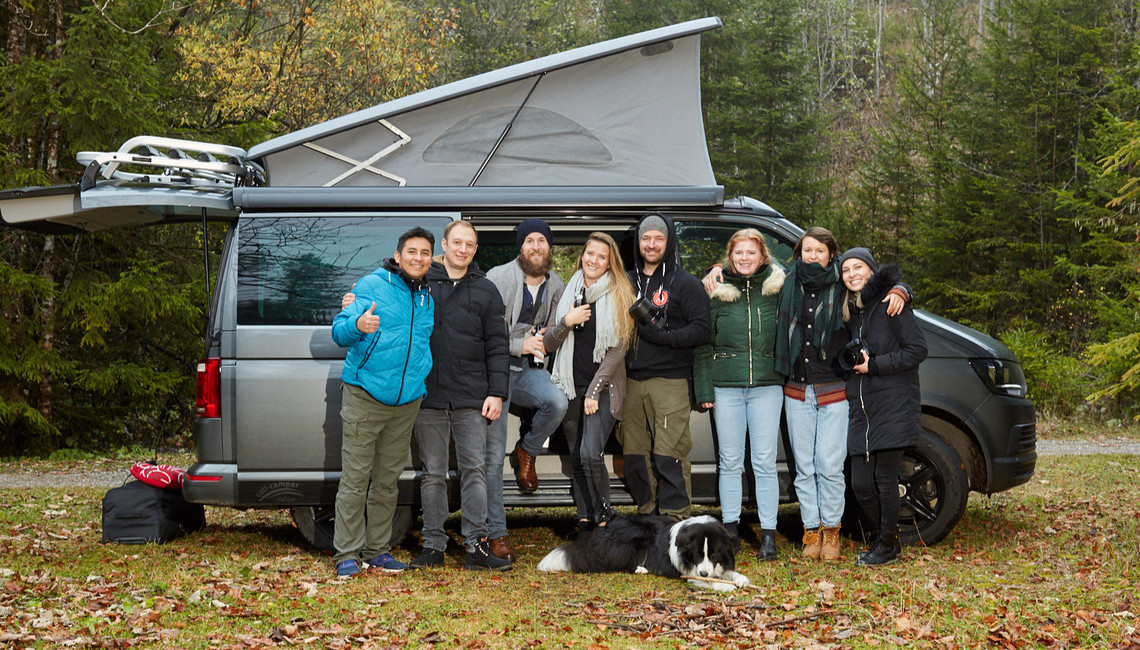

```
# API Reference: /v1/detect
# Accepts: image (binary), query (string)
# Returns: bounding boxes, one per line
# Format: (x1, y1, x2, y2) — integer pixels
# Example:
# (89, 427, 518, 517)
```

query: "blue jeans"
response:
(485, 364, 569, 539)
(784, 386, 848, 529)
(712, 385, 783, 529)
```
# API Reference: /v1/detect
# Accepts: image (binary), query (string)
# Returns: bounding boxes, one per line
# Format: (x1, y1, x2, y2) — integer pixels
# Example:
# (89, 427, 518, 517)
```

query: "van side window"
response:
(675, 221, 794, 276)
(237, 216, 450, 325)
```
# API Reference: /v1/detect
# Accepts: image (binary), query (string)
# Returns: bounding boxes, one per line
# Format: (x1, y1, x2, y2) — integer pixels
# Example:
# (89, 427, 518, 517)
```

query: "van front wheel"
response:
(291, 505, 412, 552)
(896, 430, 969, 547)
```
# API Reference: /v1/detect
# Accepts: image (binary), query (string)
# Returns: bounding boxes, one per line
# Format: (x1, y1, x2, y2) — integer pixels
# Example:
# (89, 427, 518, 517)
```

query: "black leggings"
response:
(850, 448, 904, 538)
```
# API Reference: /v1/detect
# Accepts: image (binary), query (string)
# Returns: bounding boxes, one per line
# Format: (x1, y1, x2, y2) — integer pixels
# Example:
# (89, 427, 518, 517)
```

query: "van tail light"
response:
(196, 357, 221, 417)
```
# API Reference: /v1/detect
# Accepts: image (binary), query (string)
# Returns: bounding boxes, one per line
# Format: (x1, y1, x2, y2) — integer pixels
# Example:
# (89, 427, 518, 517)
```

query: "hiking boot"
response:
(511, 445, 538, 493)
(489, 536, 515, 561)
(757, 529, 778, 562)
(409, 547, 446, 570)
(364, 553, 407, 573)
(820, 526, 842, 562)
(857, 533, 900, 566)
(723, 521, 739, 538)
(335, 559, 361, 578)
(466, 539, 513, 571)
(801, 527, 821, 559)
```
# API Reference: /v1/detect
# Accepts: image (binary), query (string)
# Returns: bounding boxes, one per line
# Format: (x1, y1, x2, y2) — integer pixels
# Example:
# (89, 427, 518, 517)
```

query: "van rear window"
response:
(237, 216, 451, 325)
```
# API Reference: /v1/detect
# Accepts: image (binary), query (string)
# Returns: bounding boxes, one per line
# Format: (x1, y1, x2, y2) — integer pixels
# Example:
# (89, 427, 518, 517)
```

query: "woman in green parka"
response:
(694, 228, 786, 560)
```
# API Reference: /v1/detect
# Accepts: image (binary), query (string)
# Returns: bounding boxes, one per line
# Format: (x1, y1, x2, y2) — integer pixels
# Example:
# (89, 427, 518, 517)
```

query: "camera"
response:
(839, 338, 873, 372)
(629, 297, 667, 331)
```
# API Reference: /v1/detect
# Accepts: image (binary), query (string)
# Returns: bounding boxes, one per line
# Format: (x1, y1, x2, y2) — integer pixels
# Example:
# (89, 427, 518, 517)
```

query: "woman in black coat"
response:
(839, 248, 927, 566)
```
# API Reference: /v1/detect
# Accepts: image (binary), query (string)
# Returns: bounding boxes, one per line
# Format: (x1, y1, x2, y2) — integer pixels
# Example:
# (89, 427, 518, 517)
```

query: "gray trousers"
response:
(334, 383, 420, 563)
(414, 407, 489, 551)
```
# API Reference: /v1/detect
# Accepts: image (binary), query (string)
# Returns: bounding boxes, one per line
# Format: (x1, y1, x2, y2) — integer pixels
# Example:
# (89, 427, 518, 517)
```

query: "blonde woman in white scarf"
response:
(544, 232, 635, 537)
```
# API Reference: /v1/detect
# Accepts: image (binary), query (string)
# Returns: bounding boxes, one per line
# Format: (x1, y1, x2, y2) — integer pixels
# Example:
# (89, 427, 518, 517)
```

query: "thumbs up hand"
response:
(356, 302, 379, 334)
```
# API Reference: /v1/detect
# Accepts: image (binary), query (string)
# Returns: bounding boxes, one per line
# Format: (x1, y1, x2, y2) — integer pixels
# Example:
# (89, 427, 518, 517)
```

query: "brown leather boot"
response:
(801, 527, 821, 559)
(511, 445, 538, 493)
(489, 536, 515, 561)
(820, 526, 842, 562)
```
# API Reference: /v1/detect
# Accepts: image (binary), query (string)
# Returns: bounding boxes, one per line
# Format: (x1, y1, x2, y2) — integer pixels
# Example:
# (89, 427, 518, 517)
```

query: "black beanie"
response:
(516, 218, 553, 249)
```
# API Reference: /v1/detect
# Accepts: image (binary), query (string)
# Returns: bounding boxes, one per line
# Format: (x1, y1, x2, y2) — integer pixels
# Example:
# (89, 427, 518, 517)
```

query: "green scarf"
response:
(774, 259, 845, 378)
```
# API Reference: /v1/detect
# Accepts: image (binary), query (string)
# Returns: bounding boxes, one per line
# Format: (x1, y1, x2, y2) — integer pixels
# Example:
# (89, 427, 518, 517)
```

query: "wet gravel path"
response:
(0, 438, 1137, 489)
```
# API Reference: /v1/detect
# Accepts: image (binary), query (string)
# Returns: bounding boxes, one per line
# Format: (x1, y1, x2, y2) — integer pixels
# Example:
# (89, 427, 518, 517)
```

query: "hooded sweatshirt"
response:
(625, 213, 711, 380)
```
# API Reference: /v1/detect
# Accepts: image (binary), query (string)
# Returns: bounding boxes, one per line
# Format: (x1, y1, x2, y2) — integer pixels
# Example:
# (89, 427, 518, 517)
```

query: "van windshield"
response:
(237, 215, 452, 325)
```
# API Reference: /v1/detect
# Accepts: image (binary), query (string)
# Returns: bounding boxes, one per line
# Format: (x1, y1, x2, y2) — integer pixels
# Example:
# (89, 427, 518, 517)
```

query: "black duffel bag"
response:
(101, 480, 205, 544)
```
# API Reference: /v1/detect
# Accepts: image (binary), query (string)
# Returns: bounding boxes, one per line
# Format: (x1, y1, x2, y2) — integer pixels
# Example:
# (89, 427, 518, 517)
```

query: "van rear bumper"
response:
(184, 464, 414, 508)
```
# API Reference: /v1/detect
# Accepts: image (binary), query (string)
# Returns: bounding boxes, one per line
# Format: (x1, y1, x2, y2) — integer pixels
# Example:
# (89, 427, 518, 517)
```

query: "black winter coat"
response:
(841, 264, 928, 457)
(421, 261, 510, 410)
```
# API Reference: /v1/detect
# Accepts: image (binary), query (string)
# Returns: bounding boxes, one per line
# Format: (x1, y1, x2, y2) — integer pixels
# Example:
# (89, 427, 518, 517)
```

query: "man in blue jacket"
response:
(330, 227, 435, 578)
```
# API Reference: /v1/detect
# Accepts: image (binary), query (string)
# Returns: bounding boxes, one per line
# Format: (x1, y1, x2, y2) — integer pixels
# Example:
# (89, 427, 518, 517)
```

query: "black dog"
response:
(537, 515, 749, 592)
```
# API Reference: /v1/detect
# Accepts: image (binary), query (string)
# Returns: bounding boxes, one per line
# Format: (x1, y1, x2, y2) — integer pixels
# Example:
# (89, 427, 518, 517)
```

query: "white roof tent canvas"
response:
(0, 17, 723, 233)
(250, 17, 720, 188)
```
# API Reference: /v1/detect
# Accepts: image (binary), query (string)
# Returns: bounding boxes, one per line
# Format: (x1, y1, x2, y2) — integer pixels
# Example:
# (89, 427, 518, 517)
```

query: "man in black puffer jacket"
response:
(413, 221, 512, 571)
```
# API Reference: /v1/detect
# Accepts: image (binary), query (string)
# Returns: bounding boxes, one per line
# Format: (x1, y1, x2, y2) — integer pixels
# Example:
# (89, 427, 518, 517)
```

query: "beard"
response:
(517, 251, 553, 277)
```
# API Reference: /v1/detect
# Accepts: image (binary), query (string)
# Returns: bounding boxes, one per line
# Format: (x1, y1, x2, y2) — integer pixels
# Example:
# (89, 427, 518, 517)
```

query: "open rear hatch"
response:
(0, 136, 258, 233)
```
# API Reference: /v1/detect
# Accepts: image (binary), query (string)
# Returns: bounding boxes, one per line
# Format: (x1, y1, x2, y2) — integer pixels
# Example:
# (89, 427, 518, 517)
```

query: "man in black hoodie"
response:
(621, 213, 711, 520)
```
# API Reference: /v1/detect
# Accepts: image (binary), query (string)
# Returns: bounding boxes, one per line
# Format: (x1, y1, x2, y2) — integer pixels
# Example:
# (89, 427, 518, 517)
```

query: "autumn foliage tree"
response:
(175, 0, 458, 145)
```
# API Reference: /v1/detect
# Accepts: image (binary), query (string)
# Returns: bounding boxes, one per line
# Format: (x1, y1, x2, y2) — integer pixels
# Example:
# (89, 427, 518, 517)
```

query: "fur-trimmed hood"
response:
(708, 264, 786, 303)
(858, 263, 902, 304)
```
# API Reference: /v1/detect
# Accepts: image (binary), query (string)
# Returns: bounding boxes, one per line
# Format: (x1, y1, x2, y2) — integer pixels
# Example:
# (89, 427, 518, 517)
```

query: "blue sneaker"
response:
(335, 559, 361, 578)
(364, 553, 407, 572)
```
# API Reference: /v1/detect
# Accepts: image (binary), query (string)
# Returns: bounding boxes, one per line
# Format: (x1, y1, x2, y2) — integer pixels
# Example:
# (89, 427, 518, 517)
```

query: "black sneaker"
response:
(465, 538, 513, 571)
(409, 547, 446, 570)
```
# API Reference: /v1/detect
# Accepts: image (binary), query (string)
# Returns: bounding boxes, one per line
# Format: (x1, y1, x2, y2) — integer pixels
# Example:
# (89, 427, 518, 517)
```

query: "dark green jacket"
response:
(694, 265, 786, 404)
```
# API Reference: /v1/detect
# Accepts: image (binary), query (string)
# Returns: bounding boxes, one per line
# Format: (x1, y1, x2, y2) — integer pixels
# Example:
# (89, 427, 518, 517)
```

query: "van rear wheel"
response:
(291, 505, 412, 552)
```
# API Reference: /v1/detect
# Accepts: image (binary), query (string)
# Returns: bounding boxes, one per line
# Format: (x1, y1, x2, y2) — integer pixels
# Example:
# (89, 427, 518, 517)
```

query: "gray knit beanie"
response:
(638, 214, 668, 240)
(839, 247, 878, 272)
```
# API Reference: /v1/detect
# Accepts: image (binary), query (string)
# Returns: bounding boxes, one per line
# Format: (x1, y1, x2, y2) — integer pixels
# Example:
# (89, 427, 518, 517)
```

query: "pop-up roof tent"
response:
(0, 17, 723, 233)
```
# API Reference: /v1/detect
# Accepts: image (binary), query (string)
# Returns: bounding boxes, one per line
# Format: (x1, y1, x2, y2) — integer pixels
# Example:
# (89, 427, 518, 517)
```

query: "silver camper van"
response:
(0, 18, 1037, 550)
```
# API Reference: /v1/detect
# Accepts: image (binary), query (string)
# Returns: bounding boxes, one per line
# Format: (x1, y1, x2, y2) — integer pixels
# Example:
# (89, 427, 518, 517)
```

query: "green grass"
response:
(1037, 413, 1140, 440)
(2, 454, 1138, 648)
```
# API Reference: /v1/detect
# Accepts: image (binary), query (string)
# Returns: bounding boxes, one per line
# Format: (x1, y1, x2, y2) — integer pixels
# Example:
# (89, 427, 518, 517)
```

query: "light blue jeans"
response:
(784, 385, 849, 529)
(712, 385, 783, 529)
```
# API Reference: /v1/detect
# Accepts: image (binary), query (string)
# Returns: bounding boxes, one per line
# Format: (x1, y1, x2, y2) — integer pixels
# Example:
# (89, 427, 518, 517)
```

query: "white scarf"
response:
(550, 270, 619, 400)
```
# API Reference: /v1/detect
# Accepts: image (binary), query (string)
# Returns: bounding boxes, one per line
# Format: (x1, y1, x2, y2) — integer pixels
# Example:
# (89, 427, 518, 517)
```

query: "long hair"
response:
(576, 232, 636, 344)
(721, 228, 770, 274)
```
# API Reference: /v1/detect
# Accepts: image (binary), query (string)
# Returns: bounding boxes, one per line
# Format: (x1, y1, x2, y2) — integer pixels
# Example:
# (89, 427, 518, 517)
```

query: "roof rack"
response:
(77, 136, 264, 191)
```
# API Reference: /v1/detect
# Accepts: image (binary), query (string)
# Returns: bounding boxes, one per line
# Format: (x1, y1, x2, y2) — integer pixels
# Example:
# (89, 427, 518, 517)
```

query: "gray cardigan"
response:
(486, 259, 567, 358)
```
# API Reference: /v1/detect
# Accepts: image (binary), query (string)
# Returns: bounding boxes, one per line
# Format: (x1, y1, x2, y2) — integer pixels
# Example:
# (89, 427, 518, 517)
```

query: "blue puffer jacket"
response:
(332, 259, 434, 406)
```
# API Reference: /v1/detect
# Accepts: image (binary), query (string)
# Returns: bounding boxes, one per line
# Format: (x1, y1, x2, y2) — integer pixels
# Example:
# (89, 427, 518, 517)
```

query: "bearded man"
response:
(484, 219, 569, 561)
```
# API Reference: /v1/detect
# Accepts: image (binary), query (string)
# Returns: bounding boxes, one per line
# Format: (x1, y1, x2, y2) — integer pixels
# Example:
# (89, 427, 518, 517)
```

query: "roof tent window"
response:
(422, 107, 612, 166)
(237, 216, 450, 325)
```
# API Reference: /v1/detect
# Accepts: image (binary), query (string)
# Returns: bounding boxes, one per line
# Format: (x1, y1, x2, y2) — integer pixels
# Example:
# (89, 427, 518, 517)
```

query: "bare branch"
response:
(90, 0, 191, 35)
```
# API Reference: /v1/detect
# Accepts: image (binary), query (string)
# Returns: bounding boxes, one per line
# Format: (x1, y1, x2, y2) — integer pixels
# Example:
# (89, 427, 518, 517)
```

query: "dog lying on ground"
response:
(536, 515, 750, 592)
